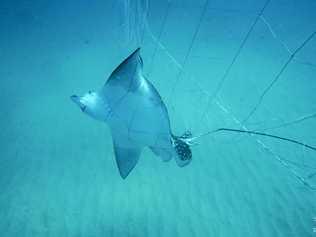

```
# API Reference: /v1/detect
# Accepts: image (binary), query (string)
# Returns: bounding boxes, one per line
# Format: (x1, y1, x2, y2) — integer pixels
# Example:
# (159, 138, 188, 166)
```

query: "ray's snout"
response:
(70, 94, 86, 112)
(70, 94, 80, 104)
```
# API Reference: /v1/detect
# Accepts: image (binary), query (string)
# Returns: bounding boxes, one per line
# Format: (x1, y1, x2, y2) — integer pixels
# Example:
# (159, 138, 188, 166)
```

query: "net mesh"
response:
(121, 0, 316, 189)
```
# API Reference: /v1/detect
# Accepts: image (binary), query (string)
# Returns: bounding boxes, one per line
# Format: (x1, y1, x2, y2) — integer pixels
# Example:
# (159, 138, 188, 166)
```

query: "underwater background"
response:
(1, 0, 316, 236)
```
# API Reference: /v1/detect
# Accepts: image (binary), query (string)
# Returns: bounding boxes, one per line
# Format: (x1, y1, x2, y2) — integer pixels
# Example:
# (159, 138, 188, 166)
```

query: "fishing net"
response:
(120, 0, 149, 45)
(120, 0, 316, 189)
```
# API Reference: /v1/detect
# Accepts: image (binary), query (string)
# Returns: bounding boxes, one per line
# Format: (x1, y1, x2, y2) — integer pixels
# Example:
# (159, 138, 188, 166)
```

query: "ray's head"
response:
(71, 90, 110, 121)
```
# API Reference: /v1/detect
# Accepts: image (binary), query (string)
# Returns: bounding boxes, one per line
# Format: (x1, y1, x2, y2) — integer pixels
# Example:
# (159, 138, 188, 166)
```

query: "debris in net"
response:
(242, 30, 316, 124)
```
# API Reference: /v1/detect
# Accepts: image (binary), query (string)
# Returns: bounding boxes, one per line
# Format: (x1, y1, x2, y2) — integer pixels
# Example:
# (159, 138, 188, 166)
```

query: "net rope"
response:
(123, 0, 316, 189)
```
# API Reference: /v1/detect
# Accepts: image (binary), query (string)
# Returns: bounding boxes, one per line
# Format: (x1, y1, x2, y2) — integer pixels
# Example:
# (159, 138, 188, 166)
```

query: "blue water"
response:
(1, 0, 316, 236)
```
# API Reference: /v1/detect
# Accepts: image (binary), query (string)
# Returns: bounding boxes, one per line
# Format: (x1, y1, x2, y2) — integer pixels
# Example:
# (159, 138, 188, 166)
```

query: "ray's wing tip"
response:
(118, 169, 130, 179)
(132, 47, 141, 56)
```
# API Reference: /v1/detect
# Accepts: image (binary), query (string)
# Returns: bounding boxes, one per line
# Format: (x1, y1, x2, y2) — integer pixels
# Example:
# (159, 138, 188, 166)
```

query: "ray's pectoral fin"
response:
(113, 142, 142, 179)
